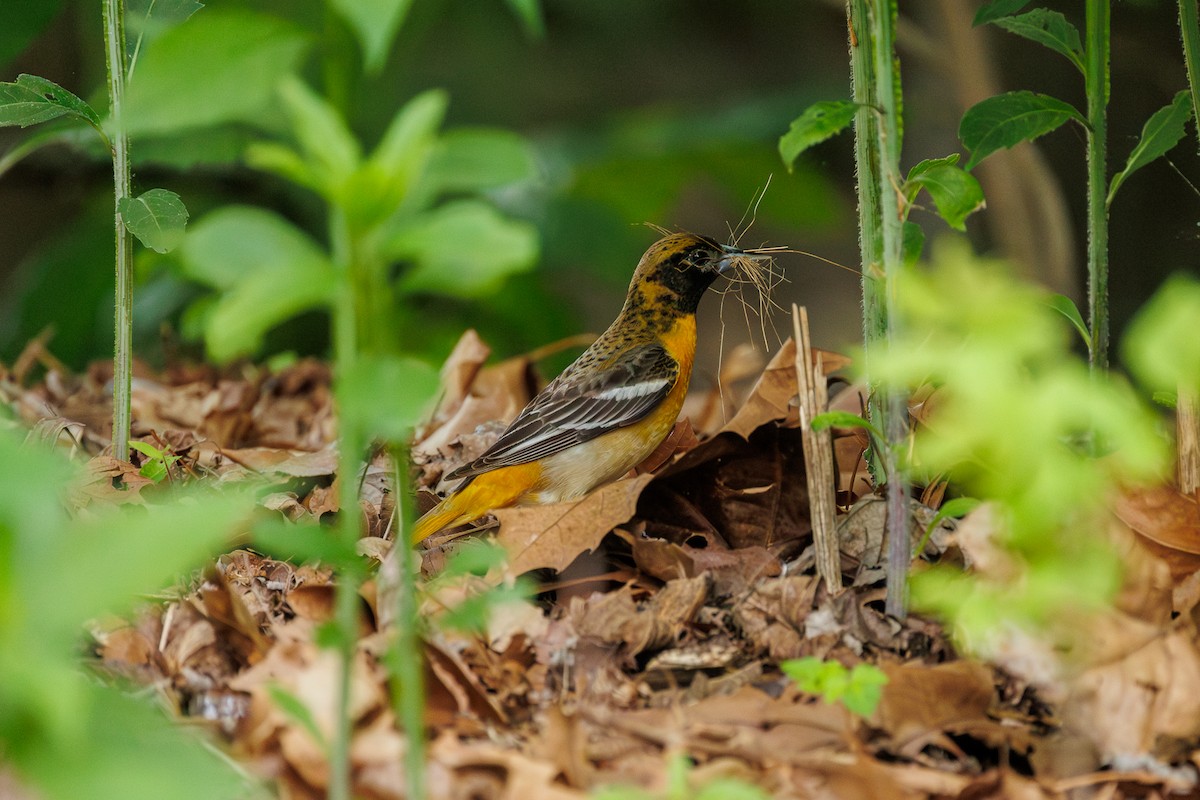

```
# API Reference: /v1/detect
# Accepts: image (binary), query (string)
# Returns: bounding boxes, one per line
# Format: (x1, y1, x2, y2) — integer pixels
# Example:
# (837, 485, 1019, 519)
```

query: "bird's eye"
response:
(690, 250, 712, 268)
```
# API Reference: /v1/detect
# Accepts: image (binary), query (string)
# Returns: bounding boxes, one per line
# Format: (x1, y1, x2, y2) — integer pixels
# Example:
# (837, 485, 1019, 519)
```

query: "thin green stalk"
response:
(102, 0, 133, 462)
(1180, 0, 1200, 142)
(330, 211, 361, 800)
(1085, 0, 1111, 369)
(387, 447, 427, 800)
(866, 0, 911, 619)
(849, 0, 886, 486)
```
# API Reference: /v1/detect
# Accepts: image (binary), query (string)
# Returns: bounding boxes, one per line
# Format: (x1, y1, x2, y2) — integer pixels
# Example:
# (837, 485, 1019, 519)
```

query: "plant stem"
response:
(866, 0, 911, 619)
(387, 447, 427, 800)
(330, 210, 360, 800)
(1180, 0, 1200, 138)
(1085, 0, 1111, 369)
(848, 0, 887, 487)
(102, 0, 133, 462)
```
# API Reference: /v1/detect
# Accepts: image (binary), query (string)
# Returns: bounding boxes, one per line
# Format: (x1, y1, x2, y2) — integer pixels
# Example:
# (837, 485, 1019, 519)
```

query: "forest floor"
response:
(6, 330, 1200, 800)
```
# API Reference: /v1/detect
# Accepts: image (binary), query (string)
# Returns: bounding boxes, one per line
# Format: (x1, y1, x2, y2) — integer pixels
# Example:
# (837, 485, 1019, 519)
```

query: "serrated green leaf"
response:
(810, 411, 884, 442)
(960, 91, 1084, 169)
(778, 100, 859, 170)
(327, 0, 413, 73)
(991, 10, 1084, 73)
(390, 200, 538, 298)
(0, 74, 102, 132)
(973, 0, 1033, 26)
(1107, 90, 1194, 208)
(1044, 293, 1091, 351)
(904, 157, 984, 231)
(124, 10, 310, 136)
(118, 188, 189, 253)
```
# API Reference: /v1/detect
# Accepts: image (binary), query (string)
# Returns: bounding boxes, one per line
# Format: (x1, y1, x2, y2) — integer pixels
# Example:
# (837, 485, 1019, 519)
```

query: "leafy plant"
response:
(128, 438, 181, 483)
(0, 430, 256, 800)
(0, 0, 200, 461)
(781, 657, 889, 718)
(961, 0, 1195, 368)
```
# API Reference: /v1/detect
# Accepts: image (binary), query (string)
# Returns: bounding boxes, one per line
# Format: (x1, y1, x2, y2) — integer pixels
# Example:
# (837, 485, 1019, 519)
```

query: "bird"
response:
(411, 232, 767, 545)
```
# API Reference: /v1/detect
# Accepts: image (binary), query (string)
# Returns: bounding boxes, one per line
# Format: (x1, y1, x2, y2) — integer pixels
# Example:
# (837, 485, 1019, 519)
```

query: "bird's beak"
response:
(716, 244, 772, 275)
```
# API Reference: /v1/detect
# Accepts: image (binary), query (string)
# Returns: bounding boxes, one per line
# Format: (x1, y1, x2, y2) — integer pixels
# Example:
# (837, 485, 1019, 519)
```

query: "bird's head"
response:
(626, 232, 770, 314)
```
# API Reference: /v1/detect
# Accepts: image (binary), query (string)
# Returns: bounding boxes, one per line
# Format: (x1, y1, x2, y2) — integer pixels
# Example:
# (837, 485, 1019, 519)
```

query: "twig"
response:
(793, 305, 842, 594)
(1179, 388, 1200, 498)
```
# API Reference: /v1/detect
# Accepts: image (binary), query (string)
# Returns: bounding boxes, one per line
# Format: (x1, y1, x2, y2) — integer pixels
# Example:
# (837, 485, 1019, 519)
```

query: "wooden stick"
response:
(1179, 386, 1200, 498)
(793, 304, 842, 593)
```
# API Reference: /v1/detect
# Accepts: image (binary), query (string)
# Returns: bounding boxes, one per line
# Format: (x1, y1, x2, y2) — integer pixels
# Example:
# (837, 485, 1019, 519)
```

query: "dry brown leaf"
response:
(495, 473, 655, 575)
(1115, 487, 1200, 580)
(875, 660, 996, 750)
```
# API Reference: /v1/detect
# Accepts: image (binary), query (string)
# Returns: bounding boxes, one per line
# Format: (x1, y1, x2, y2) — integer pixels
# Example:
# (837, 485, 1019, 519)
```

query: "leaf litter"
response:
(5, 333, 1200, 799)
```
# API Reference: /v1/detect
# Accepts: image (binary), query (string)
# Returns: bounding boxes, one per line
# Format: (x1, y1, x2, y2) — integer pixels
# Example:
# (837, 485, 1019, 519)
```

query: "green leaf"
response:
(205, 261, 336, 362)
(267, 685, 329, 751)
(991, 10, 1084, 73)
(960, 91, 1084, 169)
(1107, 91, 1194, 208)
(902, 220, 925, 266)
(503, 0, 545, 37)
(252, 518, 358, 566)
(118, 188, 189, 253)
(778, 100, 859, 171)
(425, 128, 537, 194)
(276, 74, 361, 195)
(0, 1, 64, 67)
(366, 88, 448, 199)
(904, 156, 985, 231)
(973, 0, 1033, 26)
(841, 664, 888, 717)
(390, 200, 539, 298)
(810, 411, 884, 442)
(339, 354, 439, 441)
(327, 0, 413, 74)
(0, 74, 102, 132)
(180, 205, 331, 290)
(1044, 293, 1091, 351)
(1123, 274, 1200, 392)
(124, 9, 310, 136)
(915, 496, 982, 555)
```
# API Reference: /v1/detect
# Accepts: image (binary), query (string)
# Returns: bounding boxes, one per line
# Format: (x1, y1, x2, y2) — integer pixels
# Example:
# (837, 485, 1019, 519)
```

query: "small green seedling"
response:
(781, 657, 888, 718)
(128, 439, 181, 483)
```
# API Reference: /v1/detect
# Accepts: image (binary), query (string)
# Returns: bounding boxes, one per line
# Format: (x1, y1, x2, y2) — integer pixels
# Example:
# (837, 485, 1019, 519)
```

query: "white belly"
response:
(524, 419, 673, 504)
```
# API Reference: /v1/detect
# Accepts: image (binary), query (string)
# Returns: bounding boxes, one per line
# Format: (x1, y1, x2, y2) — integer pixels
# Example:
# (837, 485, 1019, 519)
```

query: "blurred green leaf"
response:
(437, 583, 532, 634)
(124, 9, 310, 136)
(778, 100, 858, 171)
(781, 657, 887, 718)
(327, 0, 413, 74)
(119, 188, 189, 253)
(973, 0, 1033, 26)
(916, 496, 981, 555)
(1044, 293, 1091, 351)
(960, 91, 1084, 169)
(180, 206, 331, 290)
(245, 141, 324, 194)
(811, 411, 884, 442)
(363, 88, 448, 210)
(131, 0, 205, 27)
(902, 220, 925, 266)
(991, 10, 1084, 72)
(267, 685, 328, 752)
(339, 354, 439, 441)
(0, 74, 102, 132)
(904, 155, 984, 231)
(1107, 90, 1193, 208)
(252, 517, 359, 566)
(439, 540, 509, 578)
(0, 1, 63, 67)
(205, 261, 336, 362)
(1123, 274, 1200, 392)
(426, 128, 536, 193)
(390, 200, 538, 298)
(276, 75, 361, 197)
(503, 0, 545, 37)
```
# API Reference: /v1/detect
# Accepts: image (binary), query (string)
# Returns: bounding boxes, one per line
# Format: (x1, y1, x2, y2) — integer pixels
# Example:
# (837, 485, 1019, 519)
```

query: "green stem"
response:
(1085, 0, 1110, 369)
(102, 0, 132, 463)
(866, 0, 911, 619)
(1180, 0, 1200, 150)
(330, 210, 360, 800)
(387, 447, 427, 800)
(849, 0, 886, 487)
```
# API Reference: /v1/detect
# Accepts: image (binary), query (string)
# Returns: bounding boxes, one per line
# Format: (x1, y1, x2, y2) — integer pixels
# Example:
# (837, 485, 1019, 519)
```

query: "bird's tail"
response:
(410, 463, 540, 545)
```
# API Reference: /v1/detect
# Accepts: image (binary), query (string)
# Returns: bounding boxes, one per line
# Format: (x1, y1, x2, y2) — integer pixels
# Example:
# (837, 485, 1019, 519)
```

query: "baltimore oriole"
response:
(412, 232, 766, 544)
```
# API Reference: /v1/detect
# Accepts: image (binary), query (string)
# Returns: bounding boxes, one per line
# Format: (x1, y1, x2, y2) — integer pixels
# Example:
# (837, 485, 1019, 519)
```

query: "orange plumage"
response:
(412, 232, 763, 545)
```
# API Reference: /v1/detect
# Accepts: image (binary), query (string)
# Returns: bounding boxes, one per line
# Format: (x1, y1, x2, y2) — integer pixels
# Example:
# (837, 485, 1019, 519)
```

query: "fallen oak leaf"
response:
(494, 473, 655, 575)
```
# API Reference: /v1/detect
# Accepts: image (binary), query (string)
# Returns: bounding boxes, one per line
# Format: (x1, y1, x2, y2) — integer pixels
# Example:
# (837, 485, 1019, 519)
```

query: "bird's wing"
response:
(445, 341, 678, 481)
